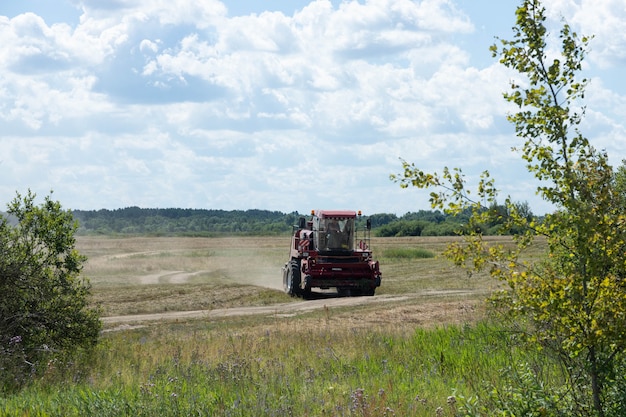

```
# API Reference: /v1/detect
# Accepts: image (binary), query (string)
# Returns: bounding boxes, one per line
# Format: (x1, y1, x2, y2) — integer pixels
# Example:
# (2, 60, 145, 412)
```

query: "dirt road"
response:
(102, 289, 483, 332)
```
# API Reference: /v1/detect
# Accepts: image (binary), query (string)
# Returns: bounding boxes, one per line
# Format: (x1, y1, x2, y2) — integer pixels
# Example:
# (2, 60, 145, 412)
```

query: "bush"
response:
(376, 220, 430, 237)
(0, 191, 101, 392)
(422, 222, 461, 236)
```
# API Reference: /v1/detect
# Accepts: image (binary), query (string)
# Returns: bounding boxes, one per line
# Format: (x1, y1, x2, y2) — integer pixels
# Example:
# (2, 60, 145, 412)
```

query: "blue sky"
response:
(1, 0, 625, 215)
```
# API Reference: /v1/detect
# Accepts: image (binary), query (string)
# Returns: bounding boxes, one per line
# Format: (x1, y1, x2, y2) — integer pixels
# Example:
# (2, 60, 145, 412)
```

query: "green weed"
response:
(382, 247, 435, 259)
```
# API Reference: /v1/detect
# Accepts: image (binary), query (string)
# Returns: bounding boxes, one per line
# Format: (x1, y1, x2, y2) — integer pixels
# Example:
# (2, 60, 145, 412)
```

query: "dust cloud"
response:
(216, 240, 286, 291)
(81, 235, 289, 291)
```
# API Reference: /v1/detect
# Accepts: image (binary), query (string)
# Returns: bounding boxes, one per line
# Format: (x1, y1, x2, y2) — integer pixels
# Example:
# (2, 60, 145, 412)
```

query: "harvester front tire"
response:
(285, 260, 301, 297)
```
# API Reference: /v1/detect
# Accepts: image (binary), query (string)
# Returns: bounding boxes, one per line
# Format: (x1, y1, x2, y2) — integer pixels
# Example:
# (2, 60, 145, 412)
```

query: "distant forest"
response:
(72, 204, 534, 237)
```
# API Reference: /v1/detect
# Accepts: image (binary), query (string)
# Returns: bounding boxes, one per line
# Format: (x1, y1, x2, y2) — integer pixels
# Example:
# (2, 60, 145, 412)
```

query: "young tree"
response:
(393, 1, 626, 415)
(0, 191, 101, 392)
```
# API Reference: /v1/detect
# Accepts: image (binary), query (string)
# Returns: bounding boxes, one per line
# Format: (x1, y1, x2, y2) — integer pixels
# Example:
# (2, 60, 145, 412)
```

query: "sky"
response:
(1, 0, 625, 216)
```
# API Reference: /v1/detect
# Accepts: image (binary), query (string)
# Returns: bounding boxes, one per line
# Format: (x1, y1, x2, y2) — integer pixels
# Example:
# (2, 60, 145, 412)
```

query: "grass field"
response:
(81, 235, 498, 320)
(0, 235, 548, 416)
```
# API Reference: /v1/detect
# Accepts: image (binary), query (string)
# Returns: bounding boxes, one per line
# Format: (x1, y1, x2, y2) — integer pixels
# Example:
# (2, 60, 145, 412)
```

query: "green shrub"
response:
(0, 191, 101, 393)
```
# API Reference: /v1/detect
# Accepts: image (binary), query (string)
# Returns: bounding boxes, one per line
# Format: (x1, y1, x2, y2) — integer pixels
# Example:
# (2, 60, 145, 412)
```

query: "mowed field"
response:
(78, 235, 503, 331)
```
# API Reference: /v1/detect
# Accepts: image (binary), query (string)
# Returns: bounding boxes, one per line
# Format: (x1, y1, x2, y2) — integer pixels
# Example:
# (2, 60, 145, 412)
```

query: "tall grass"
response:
(0, 320, 556, 416)
(0, 236, 557, 416)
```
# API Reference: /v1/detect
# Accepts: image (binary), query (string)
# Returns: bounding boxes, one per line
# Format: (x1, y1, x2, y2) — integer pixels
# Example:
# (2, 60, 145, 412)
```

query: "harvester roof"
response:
(315, 210, 358, 218)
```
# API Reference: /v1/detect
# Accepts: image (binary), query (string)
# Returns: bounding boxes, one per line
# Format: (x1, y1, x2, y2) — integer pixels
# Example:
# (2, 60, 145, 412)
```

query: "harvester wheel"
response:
(285, 260, 301, 297)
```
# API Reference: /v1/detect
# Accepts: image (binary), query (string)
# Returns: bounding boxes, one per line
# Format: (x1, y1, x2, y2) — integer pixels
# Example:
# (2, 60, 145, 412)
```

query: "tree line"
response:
(71, 204, 535, 237)
(72, 207, 301, 236)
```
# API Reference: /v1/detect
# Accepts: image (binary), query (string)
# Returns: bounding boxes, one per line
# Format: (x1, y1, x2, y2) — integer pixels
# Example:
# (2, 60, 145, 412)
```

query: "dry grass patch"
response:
(79, 235, 507, 324)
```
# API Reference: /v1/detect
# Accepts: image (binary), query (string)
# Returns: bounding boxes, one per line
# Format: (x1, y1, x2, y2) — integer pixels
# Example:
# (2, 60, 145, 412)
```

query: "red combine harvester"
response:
(282, 210, 381, 298)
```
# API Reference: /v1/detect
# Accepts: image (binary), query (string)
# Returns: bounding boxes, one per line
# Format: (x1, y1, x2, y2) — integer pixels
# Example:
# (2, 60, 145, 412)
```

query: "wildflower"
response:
(435, 406, 444, 416)
(447, 395, 456, 406)
(414, 395, 427, 405)
(10, 336, 22, 344)
(350, 388, 367, 412)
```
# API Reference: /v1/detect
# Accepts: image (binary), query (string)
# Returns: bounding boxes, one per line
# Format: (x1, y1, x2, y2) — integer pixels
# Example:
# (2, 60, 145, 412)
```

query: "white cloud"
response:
(546, 0, 626, 68)
(0, 0, 625, 215)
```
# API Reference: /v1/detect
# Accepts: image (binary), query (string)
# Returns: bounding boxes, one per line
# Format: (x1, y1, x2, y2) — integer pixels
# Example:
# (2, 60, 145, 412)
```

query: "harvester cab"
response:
(282, 210, 381, 298)
(313, 214, 354, 251)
